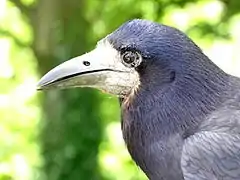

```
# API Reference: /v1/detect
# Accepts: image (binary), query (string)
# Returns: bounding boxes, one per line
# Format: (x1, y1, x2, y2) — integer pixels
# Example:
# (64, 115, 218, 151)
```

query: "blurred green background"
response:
(0, 0, 240, 179)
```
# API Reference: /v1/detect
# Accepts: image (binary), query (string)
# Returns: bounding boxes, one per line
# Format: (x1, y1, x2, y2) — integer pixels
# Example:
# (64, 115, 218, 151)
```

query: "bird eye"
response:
(121, 51, 142, 68)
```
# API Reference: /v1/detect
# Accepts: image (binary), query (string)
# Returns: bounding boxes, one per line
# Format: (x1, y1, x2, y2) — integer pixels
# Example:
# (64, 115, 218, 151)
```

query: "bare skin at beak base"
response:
(37, 41, 140, 96)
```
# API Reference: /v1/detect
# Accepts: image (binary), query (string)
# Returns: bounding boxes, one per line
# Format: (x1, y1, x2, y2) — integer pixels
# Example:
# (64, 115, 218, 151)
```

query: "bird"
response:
(37, 19, 240, 180)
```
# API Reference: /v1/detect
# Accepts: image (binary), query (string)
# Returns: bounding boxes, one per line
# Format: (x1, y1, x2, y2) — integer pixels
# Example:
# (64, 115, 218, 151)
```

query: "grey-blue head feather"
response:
(107, 19, 227, 91)
(108, 19, 200, 61)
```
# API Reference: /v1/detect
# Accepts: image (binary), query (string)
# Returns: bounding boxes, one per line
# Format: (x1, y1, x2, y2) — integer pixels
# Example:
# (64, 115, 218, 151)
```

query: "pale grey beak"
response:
(37, 41, 139, 96)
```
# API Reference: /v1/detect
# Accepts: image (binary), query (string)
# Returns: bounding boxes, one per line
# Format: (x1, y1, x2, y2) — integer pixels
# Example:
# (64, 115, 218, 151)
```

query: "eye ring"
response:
(121, 51, 142, 68)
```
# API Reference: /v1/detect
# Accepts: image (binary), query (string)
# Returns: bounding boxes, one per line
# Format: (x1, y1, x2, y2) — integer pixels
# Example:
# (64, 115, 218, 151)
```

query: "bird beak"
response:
(37, 41, 139, 96)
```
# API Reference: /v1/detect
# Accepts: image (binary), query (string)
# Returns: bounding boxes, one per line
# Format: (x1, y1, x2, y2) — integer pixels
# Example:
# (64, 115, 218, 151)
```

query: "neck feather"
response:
(123, 59, 229, 137)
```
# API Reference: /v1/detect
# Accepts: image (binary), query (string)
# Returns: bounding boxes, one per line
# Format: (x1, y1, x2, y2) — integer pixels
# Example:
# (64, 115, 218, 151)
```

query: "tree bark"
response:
(10, 0, 104, 179)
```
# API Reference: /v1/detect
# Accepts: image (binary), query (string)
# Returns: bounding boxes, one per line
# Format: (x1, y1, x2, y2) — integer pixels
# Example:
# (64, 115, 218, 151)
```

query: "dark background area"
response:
(0, 0, 240, 179)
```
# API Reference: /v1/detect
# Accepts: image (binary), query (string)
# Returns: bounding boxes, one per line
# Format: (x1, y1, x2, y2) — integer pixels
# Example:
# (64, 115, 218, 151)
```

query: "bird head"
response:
(37, 19, 221, 99)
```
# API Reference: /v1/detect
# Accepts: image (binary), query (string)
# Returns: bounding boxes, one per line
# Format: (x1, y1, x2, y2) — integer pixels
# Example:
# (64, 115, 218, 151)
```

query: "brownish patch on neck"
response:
(122, 84, 140, 107)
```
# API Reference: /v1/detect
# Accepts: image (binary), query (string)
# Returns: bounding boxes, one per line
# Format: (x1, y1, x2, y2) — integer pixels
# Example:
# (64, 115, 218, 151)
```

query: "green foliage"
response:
(1, 0, 240, 179)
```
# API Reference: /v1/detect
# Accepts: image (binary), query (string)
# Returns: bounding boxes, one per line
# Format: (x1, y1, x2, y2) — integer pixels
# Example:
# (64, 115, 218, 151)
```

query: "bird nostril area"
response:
(83, 61, 90, 66)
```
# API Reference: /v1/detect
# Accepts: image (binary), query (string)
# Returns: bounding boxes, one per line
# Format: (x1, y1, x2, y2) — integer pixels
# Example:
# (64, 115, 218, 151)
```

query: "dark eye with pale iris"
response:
(121, 51, 142, 68)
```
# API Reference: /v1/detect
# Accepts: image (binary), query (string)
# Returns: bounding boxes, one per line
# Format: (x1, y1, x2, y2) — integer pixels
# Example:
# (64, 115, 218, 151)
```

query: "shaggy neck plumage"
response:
(123, 55, 229, 138)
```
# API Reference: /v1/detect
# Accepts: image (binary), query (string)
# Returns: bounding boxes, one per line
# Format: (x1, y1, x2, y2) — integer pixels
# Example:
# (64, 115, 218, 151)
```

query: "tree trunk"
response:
(31, 0, 103, 179)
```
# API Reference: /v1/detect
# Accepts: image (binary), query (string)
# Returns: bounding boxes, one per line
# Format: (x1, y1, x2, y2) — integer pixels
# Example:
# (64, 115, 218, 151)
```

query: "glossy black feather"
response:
(107, 19, 240, 180)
